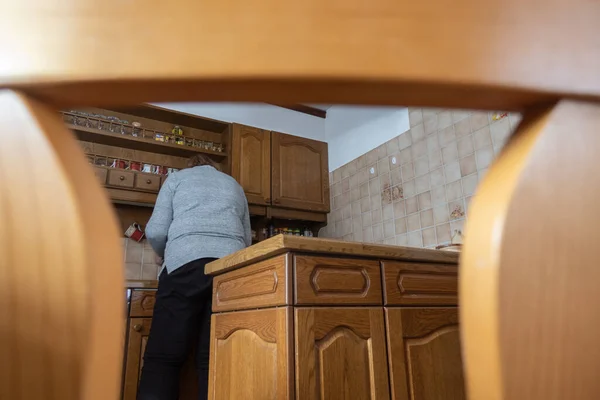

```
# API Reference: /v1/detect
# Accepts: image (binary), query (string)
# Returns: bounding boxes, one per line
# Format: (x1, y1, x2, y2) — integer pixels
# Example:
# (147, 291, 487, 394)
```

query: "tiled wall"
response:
(320, 108, 522, 248)
(123, 238, 162, 280)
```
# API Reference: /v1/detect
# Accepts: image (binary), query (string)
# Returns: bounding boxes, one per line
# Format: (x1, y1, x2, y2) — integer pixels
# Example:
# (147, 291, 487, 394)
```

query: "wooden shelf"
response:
(69, 124, 227, 159)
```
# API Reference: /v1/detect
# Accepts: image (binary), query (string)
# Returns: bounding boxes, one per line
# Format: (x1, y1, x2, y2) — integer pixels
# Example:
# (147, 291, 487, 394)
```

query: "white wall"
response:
(155, 102, 326, 141)
(325, 106, 409, 171)
(158, 102, 409, 171)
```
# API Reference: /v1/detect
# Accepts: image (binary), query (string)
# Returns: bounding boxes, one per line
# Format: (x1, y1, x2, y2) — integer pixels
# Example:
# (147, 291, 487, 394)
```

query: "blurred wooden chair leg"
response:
(461, 99, 600, 399)
(0, 91, 124, 400)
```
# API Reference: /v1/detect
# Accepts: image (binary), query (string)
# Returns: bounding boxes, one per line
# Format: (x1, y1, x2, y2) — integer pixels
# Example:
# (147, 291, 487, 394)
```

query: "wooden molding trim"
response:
(268, 103, 327, 119)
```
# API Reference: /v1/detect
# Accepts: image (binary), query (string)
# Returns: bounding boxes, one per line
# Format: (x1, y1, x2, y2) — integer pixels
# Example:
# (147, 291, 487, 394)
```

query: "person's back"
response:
(146, 164, 251, 273)
(139, 157, 251, 400)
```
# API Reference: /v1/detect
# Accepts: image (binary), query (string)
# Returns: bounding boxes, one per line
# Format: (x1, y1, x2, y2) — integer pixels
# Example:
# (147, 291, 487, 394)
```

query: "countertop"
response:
(205, 235, 460, 275)
(125, 279, 158, 289)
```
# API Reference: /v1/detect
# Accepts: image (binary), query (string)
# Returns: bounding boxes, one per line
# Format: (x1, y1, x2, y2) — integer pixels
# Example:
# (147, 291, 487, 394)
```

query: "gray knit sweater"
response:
(146, 165, 251, 274)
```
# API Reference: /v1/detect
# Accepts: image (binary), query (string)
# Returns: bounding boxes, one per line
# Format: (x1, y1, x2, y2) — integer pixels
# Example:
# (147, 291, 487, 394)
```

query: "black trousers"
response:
(137, 258, 216, 400)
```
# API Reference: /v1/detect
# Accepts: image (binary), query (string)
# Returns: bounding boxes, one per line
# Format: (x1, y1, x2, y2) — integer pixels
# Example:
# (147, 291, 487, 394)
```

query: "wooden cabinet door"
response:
(272, 131, 330, 212)
(386, 308, 465, 400)
(123, 318, 152, 400)
(209, 307, 293, 400)
(231, 124, 271, 205)
(295, 307, 390, 399)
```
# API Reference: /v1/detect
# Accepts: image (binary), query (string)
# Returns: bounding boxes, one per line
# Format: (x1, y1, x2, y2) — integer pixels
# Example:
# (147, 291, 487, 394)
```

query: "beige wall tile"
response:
(446, 180, 463, 202)
(369, 177, 380, 194)
(125, 241, 143, 263)
(427, 134, 440, 153)
(462, 174, 479, 196)
(420, 209, 434, 228)
(361, 212, 372, 227)
(418, 191, 432, 210)
(363, 226, 374, 243)
(380, 172, 391, 189)
(395, 217, 407, 234)
(359, 182, 369, 199)
(460, 154, 477, 177)
(372, 208, 383, 224)
(431, 185, 446, 207)
(469, 112, 489, 131)
(384, 237, 396, 245)
(383, 219, 395, 238)
(409, 109, 423, 127)
(437, 111, 453, 131)
(357, 168, 369, 185)
(428, 150, 443, 170)
(351, 201, 362, 218)
(372, 224, 384, 241)
(411, 139, 428, 159)
(399, 148, 412, 165)
(378, 158, 390, 174)
(398, 131, 412, 150)
(408, 231, 423, 247)
(370, 193, 382, 211)
(414, 156, 429, 177)
(332, 168, 342, 184)
(391, 168, 403, 186)
(450, 219, 465, 237)
(422, 227, 437, 247)
(490, 118, 512, 148)
(457, 136, 474, 158)
(360, 196, 371, 213)
(332, 182, 342, 197)
(341, 218, 353, 236)
(472, 126, 492, 150)
(449, 199, 466, 220)
(376, 144, 388, 160)
(454, 118, 472, 138)
(415, 174, 430, 194)
(388, 153, 400, 170)
(444, 161, 461, 183)
(341, 203, 352, 220)
(142, 264, 159, 280)
(424, 115, 438, 135)
(442, 141, 459, 164)
(403, 179, 416, 198)
(438, 126, 456, 147)
(366, 148, 378, 165)
(393, 200, 406, 218)
(436, 223, 452, 244)
(342, 177, 350, 192)
(401, 163, 414, 182)
(407, 214, 421, 232)
(396, 234, 408, 246)
(349, 172, 359, 188)
(125, 262, 142, 280)
(350, 187, 361, 202)
(382, 203, 394, 221)
(476, 146, 494, 170)
(430, 167, 445, 188)
(509, 113, 522, 129)
(433, 205, 449, 225)
(386, 137, 400, 154)
(356, 155, 366, 170)
(452, 110, 470, 123)
(405, 196, 418, 215)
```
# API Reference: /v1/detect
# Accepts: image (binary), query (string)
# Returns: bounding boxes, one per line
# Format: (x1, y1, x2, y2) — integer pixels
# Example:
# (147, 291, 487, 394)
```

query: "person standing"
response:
(138, 154, 251, 400)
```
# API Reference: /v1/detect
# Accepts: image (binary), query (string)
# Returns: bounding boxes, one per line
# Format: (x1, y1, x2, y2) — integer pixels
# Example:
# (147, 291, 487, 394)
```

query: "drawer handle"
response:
(119, 176, 125, 181)
(133, 324, 143, 332)
(146, 179, 152, 184)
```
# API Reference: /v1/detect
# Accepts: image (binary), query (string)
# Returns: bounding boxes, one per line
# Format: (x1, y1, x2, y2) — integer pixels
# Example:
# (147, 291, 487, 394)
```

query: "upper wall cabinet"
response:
(231, 124, 271, 206)
(272, 132, 330, 212)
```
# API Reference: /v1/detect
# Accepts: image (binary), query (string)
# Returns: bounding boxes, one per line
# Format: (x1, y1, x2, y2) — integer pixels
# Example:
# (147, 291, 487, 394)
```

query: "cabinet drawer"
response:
(294, 255, 382, 305)
(130, 289, 157, 317)
(382, 261, 458, 306)
(107, 169, 135, 188)
(134, 172, 161, 192)
(93, 166, 108, 184)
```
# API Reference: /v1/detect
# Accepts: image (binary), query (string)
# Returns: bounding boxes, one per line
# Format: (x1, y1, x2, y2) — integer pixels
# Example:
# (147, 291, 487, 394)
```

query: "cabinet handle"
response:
(273, 198, 280, 204)
(119, 176, 125, 181)
(133, 324, 143, 332)
(146, 179, 152, 184)
(265, 198, 271, 203)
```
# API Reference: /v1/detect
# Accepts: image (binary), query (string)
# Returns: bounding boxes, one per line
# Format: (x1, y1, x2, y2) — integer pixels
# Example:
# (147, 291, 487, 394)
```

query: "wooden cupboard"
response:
(231, 124, 271, 206)
(205, 237, 463, 400)
(272, 131, 330, 212)
(295, 307, 390, 400)
(123, 317, 152, 400)
(386, 308, 465, 400)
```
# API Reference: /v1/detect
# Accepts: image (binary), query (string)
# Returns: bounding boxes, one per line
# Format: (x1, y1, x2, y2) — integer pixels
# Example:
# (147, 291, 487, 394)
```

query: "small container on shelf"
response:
(131, 122, 142, 137)
(94, 156, 108, 167)
(185, 137, 194, 147)
(175, 137, 185, 146)
(154, 133, 165, 142)
(86, 154, 95, 164)
(172, 126, 184, 136)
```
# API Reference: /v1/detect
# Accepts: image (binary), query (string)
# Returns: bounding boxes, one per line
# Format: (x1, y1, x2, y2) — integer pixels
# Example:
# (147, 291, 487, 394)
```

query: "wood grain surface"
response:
(295, 307, 390, 400)
(462, 100, 600, 399)
(0, 91, 124, 400)
(2, 0, 599, 109)
(208, 307, 293, 400)
(382, 262, 458, 306)
(122, 318, 152, 400)
(205, 235, 459, 275)
(212, 254, 291, 312)
(129, 290, 157, 317)
(294, 255, 382, 305)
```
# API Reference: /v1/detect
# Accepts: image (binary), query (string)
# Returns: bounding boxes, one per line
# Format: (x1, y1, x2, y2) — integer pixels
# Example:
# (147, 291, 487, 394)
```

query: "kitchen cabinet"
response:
(231, 124, 271, 205)
(272, 131, 330, 212)
(205, 236, 462, 400)
(295, 307, 390, 399)
(208, 307, 293, 400)
(123, 317, 152, 400)
(386, 308, 465, 400)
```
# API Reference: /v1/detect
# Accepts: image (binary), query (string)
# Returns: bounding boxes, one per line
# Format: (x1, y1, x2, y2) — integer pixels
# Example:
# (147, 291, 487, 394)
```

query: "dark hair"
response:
(187, 154, 220, 170)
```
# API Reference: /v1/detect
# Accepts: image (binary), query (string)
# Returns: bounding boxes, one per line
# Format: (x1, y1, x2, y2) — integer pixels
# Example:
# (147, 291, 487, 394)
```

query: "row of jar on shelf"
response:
(63, 110, 225, 153)
(252, 226, 315, 241)
(87, 153, 179, 176)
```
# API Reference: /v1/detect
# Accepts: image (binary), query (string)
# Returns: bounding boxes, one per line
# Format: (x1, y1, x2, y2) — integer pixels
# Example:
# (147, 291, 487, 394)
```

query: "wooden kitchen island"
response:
(205, 235, 463, 400)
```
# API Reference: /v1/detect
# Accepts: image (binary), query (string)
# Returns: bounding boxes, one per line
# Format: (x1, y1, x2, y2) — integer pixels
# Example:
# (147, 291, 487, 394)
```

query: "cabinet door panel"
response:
(386, 308, 465, 400)
(295, 307, 390, 400)
(123, 318, 152, 400)
(231, 124, 271, 205)
(209, 307, 293, 400)
(272, 131, 330, 212)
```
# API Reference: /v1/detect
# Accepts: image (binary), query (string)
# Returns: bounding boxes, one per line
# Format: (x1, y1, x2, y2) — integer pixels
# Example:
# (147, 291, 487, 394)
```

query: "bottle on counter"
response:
(303, 227, 311, 237)
(294, 228, 301, 236)
(268, 225, 274, 238)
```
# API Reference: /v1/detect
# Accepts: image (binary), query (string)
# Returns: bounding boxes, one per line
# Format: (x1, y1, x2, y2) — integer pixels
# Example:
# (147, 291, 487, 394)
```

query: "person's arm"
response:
(146, 177, 175, 257)
(242, 194, 252, 247)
